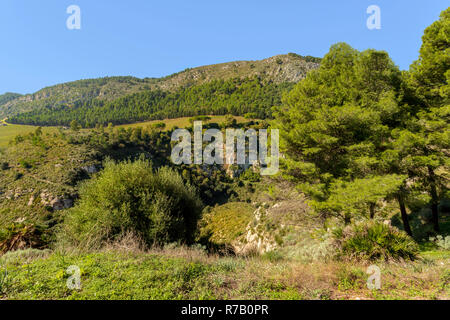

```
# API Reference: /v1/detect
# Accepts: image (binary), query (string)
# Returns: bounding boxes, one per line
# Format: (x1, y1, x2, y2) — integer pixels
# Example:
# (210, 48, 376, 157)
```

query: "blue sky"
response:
(0, 0, 448, 94)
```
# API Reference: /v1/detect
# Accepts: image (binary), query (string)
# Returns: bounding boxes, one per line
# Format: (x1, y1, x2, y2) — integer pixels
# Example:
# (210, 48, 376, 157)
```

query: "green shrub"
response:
(429, 235, 450, 250)
(18, 159, 32, 169)
(262, 250, 284, 262)
(240, 168, 260, 182)
(59, 158, 203, 249)
(333, 221, 419, 261)
(0, 162, 8, 170)
(13, 172, 23, 180)
(337, 266, 365, 291)
(198, 202, 254, 247)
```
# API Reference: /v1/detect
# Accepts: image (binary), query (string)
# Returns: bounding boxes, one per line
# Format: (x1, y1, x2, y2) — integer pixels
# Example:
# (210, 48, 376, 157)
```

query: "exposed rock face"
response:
(27, 195, 35, 206)
(5, 190, 13, 200)
(63, 199, 73, 208)
(0, 187, 74, 211)
(156, 54, 320, 91)
(40, 190, 73, 210)
(224, 159, 262, 179)
(3, 188, 34, 200)
(232, 200, 312, 255)
(50, 199, 64, 211)
(14, 217, 26, 223)
(234, 205, 278, 255)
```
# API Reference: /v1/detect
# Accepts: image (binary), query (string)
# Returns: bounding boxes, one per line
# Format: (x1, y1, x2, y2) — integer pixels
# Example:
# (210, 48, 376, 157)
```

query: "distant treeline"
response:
(0, 92, 22, 106)
(9, 78, 293, 127)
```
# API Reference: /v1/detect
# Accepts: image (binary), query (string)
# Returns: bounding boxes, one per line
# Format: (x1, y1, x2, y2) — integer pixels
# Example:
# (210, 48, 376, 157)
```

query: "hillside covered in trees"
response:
(0, 93, 22, 107)
(9, 78, 293, 127)
(0, 53, 319, 120)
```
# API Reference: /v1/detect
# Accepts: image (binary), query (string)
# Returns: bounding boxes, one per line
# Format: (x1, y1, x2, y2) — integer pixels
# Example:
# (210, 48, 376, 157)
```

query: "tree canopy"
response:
(274, 17, 449, 236)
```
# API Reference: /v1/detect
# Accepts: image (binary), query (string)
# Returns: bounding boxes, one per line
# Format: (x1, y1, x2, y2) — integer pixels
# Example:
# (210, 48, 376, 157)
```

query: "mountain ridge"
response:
(0, 53, 320, 118)
(0, 92, 22, 107)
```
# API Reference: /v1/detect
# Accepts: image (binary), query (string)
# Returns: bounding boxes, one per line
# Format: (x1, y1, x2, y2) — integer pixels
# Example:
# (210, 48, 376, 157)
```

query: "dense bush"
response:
(198, 202, 254, 248)
(333, 221, 419, 261)
(0, 162, 8, 170)
(59, 158, 203, 249)
(240, 168, 260, 182)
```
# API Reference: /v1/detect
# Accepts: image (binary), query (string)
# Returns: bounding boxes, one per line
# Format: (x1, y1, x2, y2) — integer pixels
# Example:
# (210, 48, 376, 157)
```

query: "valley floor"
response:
(0, 123, 55, 148)
(0, 115, 247, 148)
(1, 247, 448, 300)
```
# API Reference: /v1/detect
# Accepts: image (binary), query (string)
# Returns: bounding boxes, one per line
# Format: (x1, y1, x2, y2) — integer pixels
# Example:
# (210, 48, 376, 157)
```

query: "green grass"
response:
(0, 120, 60, 148)
(0, 248, 304, 300)
(1, 251, 218, 299)
(0, 116, 248, 148)
(118, 115, 247, 131)
(0, 247, 448, 300)
(0, 123, 42, 148)
(420, 250, 450, 260)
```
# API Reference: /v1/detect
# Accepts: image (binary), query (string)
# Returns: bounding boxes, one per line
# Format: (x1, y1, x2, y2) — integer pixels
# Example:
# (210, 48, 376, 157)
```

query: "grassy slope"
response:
(0, 132, 100, 230)
(1, 247, 448, 300)
(119, 116, 247, 131)
(0, 124, 55, 148)
(0, 115, 248, 148)
(0, 115, 250, 228)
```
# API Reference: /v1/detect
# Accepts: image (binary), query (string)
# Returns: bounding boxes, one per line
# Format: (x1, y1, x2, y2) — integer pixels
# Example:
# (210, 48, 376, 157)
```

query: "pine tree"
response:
(274, 43, 407, 226)
(70, 120, 80, 131)
(401, 8, 450, 232)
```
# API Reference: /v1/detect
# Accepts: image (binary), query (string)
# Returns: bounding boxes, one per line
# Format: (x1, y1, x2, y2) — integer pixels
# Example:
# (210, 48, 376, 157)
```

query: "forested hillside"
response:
(0, 77, 156, 119)
(0, 53, 319, 120)
(0, 93, 22, 107)
(9, 78, 293, 127)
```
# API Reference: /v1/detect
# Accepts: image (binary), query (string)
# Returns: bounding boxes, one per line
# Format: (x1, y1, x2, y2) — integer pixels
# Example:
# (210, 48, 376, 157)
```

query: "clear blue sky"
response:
(1, 0, 448, 94)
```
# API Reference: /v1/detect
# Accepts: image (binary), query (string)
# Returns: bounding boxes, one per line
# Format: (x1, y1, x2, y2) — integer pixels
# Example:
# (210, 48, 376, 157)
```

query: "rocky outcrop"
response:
(157, 54, 320, 91)
(245, 206, 278, 254)
(234, 205, 279, 255)
(3, 188, 33, 200)
(27, 195, 35, 206)
(232, 200, 312, 255)
(40, 190, 73, 210)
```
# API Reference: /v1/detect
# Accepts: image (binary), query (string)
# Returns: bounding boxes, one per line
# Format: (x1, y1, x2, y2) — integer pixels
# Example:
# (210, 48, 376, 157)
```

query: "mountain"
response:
(0, 77, 152, 119)
(152, 53, 320, 90)
(0, 92, 22, 107)
(0, 53, 320, 119)
(10, 78, 294, 126)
